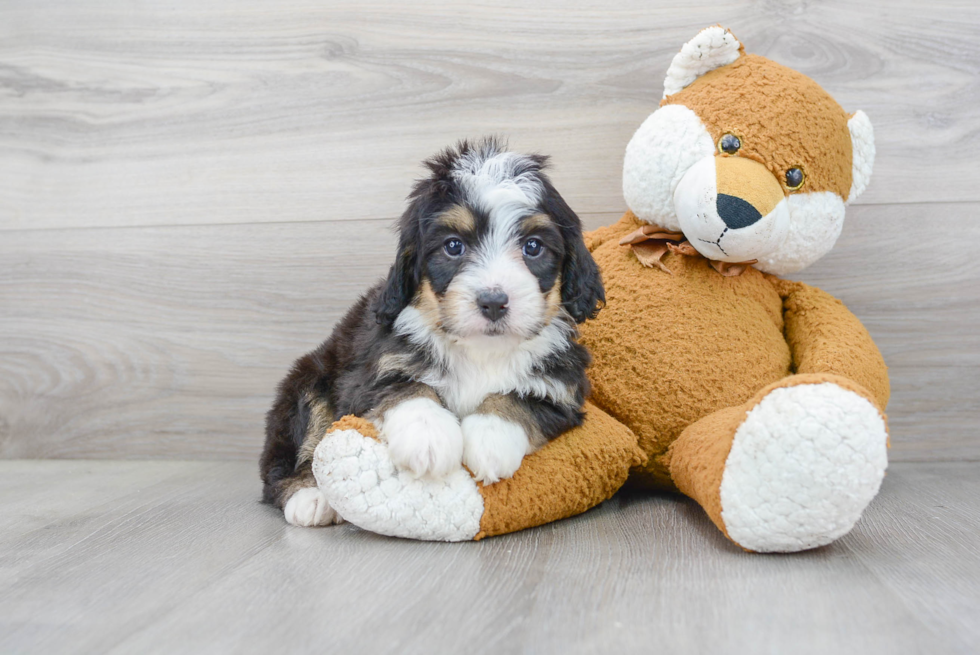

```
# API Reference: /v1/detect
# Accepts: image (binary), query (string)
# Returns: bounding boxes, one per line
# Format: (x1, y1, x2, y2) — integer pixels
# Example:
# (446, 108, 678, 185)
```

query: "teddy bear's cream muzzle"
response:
(673, 154, 791, 265)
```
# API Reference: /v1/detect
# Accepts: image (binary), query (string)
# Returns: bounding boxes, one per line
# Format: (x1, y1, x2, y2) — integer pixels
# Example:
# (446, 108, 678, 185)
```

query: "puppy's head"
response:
(374, 137, 604, 341)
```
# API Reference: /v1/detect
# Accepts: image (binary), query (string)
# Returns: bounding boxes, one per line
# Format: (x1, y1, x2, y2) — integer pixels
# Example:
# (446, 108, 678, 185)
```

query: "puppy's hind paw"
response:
(283, 487, 343, 527)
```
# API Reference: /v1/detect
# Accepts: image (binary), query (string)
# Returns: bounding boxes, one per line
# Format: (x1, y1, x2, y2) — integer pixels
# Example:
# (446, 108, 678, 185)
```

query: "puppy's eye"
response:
(522, 238, 543, 258)
(444, 238, 465, 257)
(785, 167, 805, 190)
(718, 133, 741, 155)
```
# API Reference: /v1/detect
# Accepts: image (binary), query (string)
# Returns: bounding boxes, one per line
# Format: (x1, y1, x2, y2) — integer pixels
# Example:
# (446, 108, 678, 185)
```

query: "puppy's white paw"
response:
(461, 414, 530, 484)
(283, 487, 343, 527)
(383, 397, 463, 479)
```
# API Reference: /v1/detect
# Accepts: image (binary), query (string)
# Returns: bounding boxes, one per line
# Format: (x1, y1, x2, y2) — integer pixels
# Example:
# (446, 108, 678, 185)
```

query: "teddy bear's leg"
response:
(667, 373, 888, 552)
(312, 404, 643, 541)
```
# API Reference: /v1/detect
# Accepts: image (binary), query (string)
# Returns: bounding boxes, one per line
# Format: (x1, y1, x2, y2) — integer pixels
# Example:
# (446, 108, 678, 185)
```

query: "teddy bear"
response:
(310, 26, 889, 553)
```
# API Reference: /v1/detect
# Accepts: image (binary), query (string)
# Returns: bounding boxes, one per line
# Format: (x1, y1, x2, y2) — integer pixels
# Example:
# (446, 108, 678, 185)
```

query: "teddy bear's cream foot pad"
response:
(312, 428, 484, 541)
(719, 382, 889, 553)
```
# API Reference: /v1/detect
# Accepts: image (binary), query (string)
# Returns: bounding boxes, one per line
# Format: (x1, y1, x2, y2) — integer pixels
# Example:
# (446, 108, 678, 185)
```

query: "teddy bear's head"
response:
(622, 26, 875, 274)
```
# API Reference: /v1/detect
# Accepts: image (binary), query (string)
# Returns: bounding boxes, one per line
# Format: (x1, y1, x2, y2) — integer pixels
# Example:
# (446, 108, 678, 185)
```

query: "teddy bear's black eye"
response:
(785, 167, 805, 190)
(522, 238, 543, 258)
(718, 133, 741, 154)
(444, 238, 465, 257)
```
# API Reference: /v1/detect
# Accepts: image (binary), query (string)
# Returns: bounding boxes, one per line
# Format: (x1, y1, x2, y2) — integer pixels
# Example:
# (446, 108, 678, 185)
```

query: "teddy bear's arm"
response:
(583, 224, 620, 253)
(769, 277, 890, 411)
(312, 403, 644, 541)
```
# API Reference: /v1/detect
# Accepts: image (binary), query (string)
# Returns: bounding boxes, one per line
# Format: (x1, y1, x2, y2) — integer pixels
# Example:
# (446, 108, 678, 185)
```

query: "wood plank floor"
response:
(0, 460, 977, 654)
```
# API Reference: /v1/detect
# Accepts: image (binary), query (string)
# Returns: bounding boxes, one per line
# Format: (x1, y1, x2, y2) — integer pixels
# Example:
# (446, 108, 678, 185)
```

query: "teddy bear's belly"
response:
(580, 248, 792, 490)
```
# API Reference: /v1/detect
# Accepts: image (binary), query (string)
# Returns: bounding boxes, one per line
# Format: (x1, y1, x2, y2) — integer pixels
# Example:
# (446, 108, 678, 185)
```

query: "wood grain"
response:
(1, 0, 979, 231)
(0, 203, 980, 461)
(1, 1, 978, 462)
(0, 460, 976, 654)
(1, 204, 976, 461)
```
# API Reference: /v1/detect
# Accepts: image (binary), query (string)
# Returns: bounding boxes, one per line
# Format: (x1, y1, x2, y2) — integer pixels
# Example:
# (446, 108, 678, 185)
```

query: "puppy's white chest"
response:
(435, 349, 536, 416)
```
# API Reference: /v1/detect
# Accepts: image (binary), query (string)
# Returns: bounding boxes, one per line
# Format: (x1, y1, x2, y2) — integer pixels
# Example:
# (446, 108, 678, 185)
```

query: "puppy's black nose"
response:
(716, 193, 762, 229)
(477, 290, 509, 321)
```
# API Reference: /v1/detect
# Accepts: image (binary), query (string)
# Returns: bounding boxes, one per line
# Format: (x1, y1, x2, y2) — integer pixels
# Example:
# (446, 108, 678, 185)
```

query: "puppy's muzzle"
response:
(477, 289, 509, 322)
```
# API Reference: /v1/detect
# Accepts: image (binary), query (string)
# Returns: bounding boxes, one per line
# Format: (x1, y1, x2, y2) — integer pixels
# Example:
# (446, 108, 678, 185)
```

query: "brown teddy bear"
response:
(311, 26, 889, 552)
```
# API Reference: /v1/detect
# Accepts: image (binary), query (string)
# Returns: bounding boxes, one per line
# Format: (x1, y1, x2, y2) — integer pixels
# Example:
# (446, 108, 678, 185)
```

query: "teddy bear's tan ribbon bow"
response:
(618, 224, 757, 277)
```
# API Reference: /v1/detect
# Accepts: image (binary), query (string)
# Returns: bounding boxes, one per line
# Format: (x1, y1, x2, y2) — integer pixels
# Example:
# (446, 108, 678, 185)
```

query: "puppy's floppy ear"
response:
(374, 239, 419, 327)
(374, 143, 461, 327)
(373, 192, 429, 327)
(540, 178, 605, 323)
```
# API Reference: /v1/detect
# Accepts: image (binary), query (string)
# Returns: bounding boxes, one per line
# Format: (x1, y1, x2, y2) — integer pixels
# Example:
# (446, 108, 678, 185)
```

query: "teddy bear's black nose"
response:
(717, 194, 763, 229)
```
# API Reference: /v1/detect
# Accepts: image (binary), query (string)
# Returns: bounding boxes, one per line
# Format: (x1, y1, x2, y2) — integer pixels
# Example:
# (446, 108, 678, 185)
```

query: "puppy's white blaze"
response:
(382, 397, 464, 479)
(452, 150, 543, 210)
(283, 487, 342, 527)
(673, 155, 790, 264)
(450, 247, 545, 339)
(394, 307, 574, 416)
(447, 149, 549, 341)
(461, 414, 531, 484)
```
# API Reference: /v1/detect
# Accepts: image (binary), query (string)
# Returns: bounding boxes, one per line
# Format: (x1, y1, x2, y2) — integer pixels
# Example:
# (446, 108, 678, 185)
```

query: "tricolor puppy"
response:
(260, 138, 605, 527)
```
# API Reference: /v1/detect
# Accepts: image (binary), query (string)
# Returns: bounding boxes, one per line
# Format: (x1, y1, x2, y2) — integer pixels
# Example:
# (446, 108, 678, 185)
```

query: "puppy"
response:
(260, 137, 605, 526)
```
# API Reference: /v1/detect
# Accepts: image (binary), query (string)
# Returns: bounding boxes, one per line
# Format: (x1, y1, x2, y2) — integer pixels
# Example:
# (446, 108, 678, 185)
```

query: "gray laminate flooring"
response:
(1, 460, 977, 654)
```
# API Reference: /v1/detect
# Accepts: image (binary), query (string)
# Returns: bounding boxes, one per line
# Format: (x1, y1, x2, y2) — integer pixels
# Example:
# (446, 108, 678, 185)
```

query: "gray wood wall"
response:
(1, 1, 977, 461)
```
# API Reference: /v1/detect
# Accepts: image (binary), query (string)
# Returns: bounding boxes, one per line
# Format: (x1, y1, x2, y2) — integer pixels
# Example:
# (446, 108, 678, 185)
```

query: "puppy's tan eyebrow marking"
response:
(521, 213, 555, 232)
(436, 205, 476, 233)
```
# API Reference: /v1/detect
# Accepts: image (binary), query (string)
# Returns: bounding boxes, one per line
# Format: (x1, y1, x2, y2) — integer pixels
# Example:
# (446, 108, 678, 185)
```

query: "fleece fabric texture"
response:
(668, 372, 886, 549)
(718, 376, 888, 552)
(476, 401, 645, 540)
(578, 210, 891, 549)
(314, 404, 643, 541)
(663, 53, 855, 201)
(771, 277, 891, 411)
(329, 415, 379, 440)
(580, 211, 793, 490)
(314, 424, 485, 541)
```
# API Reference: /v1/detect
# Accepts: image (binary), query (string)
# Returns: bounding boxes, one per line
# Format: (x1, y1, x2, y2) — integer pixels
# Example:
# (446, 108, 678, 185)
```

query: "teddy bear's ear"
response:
(847, 110, 875, 203)
(662, 26, 743, 99)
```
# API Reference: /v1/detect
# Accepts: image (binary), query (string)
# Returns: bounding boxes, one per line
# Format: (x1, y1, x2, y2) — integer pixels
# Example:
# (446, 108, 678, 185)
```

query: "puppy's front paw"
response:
(383, 397, 463, 479)
(461, 414, 530, 484)
(283, 487, 343, 527)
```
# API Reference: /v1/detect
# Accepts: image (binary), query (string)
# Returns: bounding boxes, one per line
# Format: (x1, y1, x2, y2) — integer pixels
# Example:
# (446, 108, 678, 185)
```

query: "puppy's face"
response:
(421, 206, 563, 339)
(374, 139, 604, 341)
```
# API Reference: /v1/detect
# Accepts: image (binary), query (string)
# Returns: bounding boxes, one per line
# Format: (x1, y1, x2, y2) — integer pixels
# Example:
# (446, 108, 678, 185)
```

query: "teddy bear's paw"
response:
(461, 414, 530, 484)
(312, 428, 484, 541)
(381, 397, 464, 479)
(283, 487, 344, 527)
(719, 382, 888, 553)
